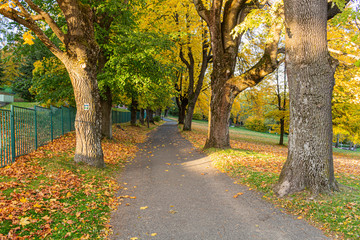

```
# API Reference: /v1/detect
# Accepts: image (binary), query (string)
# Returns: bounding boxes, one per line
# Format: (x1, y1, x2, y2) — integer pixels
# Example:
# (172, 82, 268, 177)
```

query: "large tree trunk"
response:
(204, 80, 235, 148)
(192, 0, 283, 149)
(60, 2, 104, 168)
(274, 0, 338, 197)
(64, 60, 104, 168)
(130, 98, 138, 126)
(100, 86, 112, 139)
(176, 96, 188, 124)
(183, 103, 196, 131)
(139, 108, 145, 125)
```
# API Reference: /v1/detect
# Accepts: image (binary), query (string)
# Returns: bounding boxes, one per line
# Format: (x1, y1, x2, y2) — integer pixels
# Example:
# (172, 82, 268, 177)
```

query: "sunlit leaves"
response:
(22, 31, 35, 45)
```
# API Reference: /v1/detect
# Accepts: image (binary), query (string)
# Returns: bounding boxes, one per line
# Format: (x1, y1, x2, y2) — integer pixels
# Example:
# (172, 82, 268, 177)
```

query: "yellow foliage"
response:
(23, 31, 35, 45)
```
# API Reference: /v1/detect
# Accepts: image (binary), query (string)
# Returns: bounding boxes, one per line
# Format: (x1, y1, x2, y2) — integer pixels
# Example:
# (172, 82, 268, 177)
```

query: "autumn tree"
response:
(0, 0, 105, 167)
(268, 64, 288, 145)
(274, 0, 347, 196)
(192, 0, 283, 148)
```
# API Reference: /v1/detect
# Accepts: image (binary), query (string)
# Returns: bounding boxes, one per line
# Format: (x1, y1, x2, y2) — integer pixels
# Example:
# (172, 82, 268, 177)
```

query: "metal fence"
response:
(0, 106, 134, 168)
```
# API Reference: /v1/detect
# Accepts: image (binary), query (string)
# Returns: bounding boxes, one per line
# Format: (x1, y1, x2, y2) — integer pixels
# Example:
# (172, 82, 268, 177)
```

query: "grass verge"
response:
(181, 122, 360, 239)
(0, 122, 161, 239)
(1, 102, 39, 110)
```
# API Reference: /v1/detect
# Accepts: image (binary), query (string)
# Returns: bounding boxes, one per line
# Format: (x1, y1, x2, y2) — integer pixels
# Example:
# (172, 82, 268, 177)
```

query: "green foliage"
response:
(244, 116, 268, 133)
(31, 57, 74, 107)
(104, 16, 177, 110)
(153, 116, 161, 122)
(192, 113, 203, 120)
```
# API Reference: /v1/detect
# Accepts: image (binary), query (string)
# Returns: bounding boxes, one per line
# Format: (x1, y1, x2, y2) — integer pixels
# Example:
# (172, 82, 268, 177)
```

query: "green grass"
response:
(0, 102, 38, 110)
(112, 107, 130, 112)
(184, 121, 360, 239)
(207, 147, 360, 239)
(0, 151, 118, 239)
(190, 117, 289, 145)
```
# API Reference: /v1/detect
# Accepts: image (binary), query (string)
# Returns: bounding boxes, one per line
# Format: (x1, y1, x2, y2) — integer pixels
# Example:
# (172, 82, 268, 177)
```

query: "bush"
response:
(153, 116, 161, 122)
(192, 113, 203, 120)
(244, 116, 268, 132)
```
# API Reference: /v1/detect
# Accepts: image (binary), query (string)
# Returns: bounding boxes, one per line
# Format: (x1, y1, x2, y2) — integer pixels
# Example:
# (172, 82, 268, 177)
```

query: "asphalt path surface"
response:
(110, 120, 328, 240)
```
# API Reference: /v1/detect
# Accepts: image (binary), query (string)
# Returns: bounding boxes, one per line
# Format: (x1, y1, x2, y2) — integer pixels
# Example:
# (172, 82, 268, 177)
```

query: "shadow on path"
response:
(110, 121, 327, 240)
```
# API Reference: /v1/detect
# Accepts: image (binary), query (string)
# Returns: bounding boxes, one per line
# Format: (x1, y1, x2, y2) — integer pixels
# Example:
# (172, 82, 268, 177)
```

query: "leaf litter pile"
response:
(181, 122, 360, 239)
(0, 123, 155, 239)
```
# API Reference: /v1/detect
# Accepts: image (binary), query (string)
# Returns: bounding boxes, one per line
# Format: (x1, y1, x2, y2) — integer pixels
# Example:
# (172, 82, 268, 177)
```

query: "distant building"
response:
(0, 93, 14, 107)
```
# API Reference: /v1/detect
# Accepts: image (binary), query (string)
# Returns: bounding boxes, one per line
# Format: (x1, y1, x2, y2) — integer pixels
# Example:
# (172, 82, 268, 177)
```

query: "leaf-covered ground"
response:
(181, 122, 360, 240)
(0, 123, 159, 239)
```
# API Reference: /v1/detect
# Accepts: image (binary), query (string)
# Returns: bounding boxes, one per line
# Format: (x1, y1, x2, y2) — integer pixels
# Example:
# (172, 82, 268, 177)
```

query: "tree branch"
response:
(228, 18, 283, 94)
(192, 0, 210, 23)
(179, 45, 190, 69)
(0, 7, 64, 59)
(24, 0, 66, 44)
(327, 0, 350, 20)
(328, 48, 360, 61)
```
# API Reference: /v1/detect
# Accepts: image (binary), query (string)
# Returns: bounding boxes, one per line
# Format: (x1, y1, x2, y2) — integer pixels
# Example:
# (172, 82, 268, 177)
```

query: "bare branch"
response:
(328, 48, 360, 61)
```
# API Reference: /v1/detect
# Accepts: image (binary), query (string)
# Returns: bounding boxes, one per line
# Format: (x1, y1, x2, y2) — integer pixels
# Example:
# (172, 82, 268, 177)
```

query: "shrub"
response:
(192, 113, 203, 120)
(153, 116, 161, 122)
(244, 116, 268, 132)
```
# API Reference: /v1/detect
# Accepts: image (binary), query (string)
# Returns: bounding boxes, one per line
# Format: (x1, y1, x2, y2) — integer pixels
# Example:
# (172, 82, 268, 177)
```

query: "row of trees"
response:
(0, 0, 176, 167)
(1, 0, 358, 197)
(170, 0, 356, 196)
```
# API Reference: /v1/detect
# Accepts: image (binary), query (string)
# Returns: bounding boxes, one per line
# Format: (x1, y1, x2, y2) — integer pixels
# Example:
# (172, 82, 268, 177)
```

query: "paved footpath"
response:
(110, 120, 328, 240)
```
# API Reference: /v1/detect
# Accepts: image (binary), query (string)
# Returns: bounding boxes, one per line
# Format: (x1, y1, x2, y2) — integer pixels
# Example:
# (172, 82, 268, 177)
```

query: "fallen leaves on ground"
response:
(182, 125, 360, 176)
(233, 192, 244, 198)
(181, 122, 360, 239)
(0, 123, 158, 239)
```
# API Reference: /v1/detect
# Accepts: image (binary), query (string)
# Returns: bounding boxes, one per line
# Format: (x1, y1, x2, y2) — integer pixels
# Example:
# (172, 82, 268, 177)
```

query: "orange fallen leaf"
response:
(233, 192, 244, 198)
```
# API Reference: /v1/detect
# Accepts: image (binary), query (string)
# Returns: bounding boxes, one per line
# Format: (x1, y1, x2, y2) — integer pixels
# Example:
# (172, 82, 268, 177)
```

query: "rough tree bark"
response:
(130, 98, 138, 126)
(0, 0, 105, 167)
(193, 0, 283, 148)
(274, 0, 339, 197)
(175, 94, 188, 124)
(100, 86, 112, 139)
(139, 108, 145, 125)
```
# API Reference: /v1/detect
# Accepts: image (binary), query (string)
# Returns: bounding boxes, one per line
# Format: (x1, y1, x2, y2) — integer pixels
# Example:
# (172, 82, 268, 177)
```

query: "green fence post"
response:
(61, 107, 64, 135)
(34, 106, 38, 149)
(50, 107, 53, 141)
(10, 105, 15, 162)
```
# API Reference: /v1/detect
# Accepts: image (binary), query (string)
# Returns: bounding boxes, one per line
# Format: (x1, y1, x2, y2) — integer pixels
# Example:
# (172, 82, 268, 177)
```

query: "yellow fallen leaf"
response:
(297, 216, 303, 220)
(19, 217, 31, 226)
(130, 237, 138, 240)
(33, 203, 42, 208)
(140, 206, 148, 210)
(20, 197, 27, 203)
(66, 192, 72, 198)
(151, 233, 157, 236)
